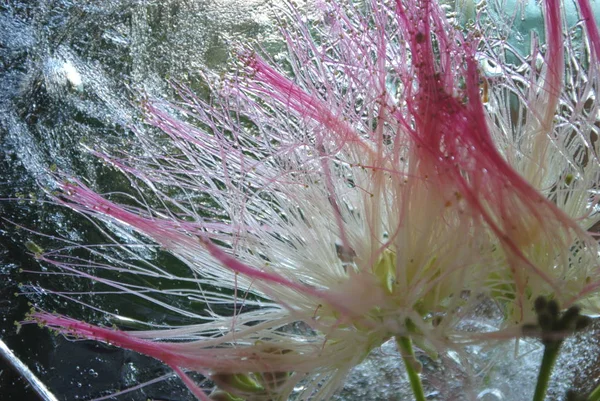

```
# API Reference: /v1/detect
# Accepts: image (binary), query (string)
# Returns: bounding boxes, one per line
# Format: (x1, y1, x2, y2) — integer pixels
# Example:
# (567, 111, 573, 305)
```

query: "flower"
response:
(26, 0, 600, 400)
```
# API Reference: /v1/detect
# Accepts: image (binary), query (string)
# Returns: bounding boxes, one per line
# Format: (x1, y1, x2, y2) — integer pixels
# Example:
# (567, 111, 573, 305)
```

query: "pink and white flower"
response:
(27, 0, 600, 399)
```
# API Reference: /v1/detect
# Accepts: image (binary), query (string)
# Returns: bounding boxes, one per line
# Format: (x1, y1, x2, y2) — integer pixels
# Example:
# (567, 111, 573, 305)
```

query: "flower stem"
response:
(396, 336, 425, 401)
(532, 342, 561, 401)
(588, 384, 600, 401)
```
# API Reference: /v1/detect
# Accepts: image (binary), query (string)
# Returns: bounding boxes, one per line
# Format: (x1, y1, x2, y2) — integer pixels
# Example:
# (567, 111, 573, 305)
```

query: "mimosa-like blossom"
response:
(26, 0, 600, 399)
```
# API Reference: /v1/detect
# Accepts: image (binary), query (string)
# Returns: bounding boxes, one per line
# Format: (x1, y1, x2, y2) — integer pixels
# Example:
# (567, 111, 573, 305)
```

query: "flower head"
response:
(26, 0, 600, 399)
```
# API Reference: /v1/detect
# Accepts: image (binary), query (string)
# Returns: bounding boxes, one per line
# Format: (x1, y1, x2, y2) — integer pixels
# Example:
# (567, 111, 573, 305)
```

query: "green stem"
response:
(396, 336, 425, 401)
(532, 343, 561, 401)
(588, 383, 600, 401)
